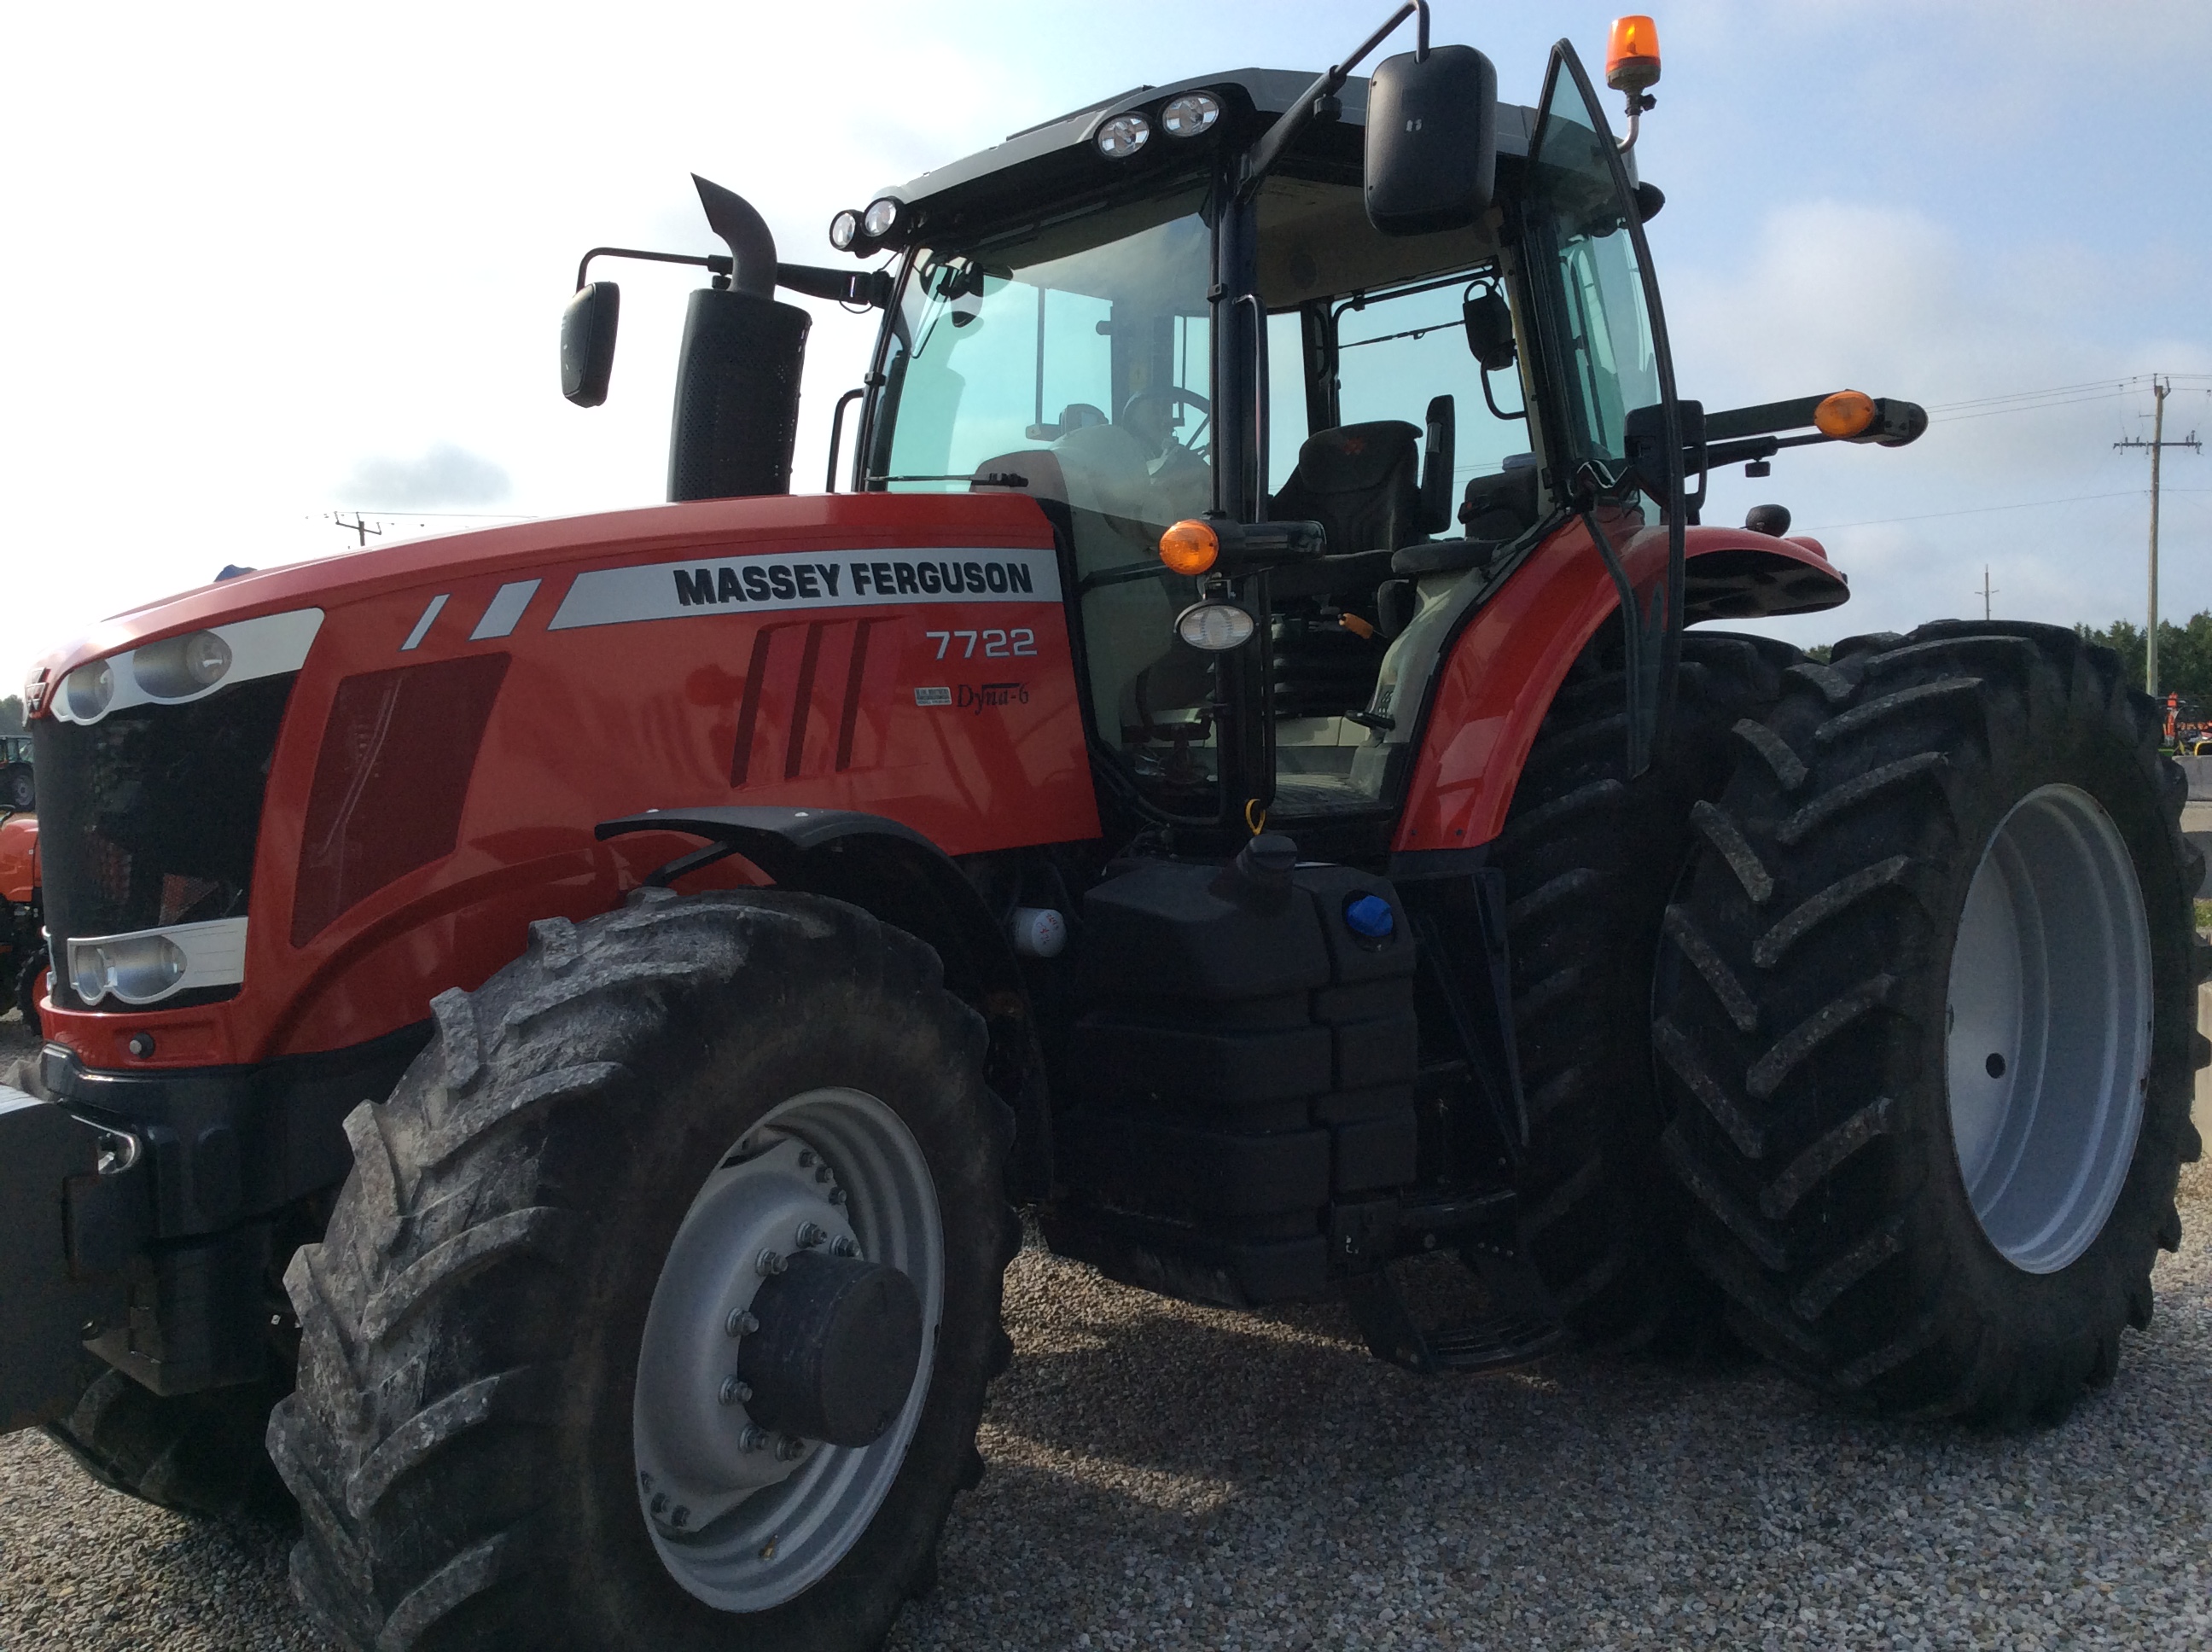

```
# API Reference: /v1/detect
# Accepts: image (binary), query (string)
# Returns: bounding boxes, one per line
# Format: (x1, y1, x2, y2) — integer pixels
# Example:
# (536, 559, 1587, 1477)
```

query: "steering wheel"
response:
(1120, 387, 1211, 461)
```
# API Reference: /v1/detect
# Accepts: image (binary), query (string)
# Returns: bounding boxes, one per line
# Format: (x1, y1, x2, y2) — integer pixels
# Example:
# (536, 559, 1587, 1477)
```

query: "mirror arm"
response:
(575, 246, 731, 290)
(573, 248, 890, 310)
(1238, 0, 1428, 198)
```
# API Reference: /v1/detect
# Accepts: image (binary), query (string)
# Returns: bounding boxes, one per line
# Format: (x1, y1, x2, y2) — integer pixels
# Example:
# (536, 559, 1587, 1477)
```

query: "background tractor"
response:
(1, 8, 2198, 1649)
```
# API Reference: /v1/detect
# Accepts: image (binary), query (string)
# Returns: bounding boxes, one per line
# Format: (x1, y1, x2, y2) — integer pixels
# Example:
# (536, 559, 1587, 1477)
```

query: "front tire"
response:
(1653, 621, 2205, 1424)
(270, 890, 1015, 1650)
(1493, 625, 1801, 1348)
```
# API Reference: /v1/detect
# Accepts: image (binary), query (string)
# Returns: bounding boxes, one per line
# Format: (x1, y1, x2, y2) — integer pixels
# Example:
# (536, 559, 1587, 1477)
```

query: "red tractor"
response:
(0, 806, 39, 1030)
(3, 10, 2199, 1649)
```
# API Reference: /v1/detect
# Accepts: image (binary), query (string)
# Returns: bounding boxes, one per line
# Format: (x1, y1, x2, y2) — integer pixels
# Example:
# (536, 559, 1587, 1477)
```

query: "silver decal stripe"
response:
(471, 579, 542, 641)
(400, 593, 450, 651)
(546, 547, 1062, 633)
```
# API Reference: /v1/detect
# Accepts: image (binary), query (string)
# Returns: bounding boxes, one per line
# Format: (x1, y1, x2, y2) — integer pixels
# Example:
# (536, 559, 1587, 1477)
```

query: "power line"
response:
(1797, 488, 2150, 532)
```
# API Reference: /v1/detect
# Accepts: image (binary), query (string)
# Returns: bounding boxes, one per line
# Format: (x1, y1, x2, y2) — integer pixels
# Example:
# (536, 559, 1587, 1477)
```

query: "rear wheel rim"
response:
(632, 1086, 944, 1611)
(1946, 783, 2153, 1273)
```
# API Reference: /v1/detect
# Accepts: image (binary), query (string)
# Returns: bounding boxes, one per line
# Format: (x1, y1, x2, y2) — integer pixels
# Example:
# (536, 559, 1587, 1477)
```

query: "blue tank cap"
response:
(1343, 893, 1396, 940)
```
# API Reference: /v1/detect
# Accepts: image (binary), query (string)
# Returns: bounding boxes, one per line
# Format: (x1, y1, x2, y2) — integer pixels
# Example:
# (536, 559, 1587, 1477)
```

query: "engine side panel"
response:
(34, 494, 1098, 1067)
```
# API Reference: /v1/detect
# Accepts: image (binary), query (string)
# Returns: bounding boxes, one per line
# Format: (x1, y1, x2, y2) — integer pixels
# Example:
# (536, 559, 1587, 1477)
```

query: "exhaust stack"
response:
(667, 175, 810, 503)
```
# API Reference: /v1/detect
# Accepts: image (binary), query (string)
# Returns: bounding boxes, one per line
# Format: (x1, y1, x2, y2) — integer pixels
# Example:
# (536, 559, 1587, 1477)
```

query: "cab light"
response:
(1096, 113, 1151, 159)
(1159, 519, 1220, 576)
(1606, 15, 1662, 94)
(64, 659, 114, 721)
(1814, 390, 1878, 439)
(1176, 602, 1254, 651)
(829, 209, 862, 252)
(1161, 93, 1221, 138)
(861, 197, 902, 240)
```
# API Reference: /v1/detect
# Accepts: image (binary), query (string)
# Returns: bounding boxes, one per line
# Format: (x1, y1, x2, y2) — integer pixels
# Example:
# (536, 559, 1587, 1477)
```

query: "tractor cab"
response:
(843, 41, 1660, 846)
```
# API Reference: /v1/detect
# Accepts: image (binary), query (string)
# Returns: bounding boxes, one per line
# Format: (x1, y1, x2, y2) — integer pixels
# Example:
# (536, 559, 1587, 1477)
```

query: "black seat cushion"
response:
(1271, 422, 1423, 556)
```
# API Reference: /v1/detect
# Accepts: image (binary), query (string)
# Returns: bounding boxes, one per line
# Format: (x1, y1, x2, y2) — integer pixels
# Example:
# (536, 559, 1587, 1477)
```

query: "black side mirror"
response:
(1462, 288, 1516, 374)
(1623, 399, 1706, 496)
(562, 282, 620, 407)
(1419, 394, 1455, 535)
(1364, 44, 1498, 236)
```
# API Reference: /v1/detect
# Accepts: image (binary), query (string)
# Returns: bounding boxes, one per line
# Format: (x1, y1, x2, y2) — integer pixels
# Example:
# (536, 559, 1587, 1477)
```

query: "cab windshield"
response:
(869, 185, 1222, 801)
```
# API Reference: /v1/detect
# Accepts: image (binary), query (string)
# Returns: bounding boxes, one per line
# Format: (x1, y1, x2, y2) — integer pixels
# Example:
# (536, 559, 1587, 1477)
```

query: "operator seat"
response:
(1269, 421, 1424, 556)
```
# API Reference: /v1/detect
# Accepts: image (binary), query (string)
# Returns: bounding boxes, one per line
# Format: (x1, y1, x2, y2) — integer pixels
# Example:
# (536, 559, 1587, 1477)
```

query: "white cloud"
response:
(339, 443, 511, 509)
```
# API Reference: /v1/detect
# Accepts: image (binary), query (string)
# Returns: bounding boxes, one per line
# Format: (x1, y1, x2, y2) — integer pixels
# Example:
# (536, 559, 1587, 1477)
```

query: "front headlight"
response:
(133, 629, 234, 699)
(67, 916, 250, 1008)
(72, 933, 187, 1006)
(64, 659, 114, 720)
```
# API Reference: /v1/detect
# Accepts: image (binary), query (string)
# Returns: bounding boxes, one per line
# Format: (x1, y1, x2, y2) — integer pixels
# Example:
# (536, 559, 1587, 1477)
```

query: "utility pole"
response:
(2115, 377, 2202, 696)
(333, 512, 384, 547)
(1976, 565, 1997, 620)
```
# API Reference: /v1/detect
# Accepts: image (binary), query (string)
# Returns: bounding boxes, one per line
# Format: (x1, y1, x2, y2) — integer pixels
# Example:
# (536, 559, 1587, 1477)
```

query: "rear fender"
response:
(597, 806, 1049, 1194)
(1394, 520, 1845, 854)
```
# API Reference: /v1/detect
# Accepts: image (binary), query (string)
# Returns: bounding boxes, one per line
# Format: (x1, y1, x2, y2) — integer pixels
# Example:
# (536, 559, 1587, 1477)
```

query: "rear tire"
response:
(1653, 622, 2205, 1424)
(269, 890, 1016, 1650)
(1493, 625, 1802, 1348)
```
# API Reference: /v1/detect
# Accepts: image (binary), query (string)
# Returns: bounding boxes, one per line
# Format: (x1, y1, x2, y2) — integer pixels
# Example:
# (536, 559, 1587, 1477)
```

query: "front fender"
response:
(1393, 521, 1845, 856)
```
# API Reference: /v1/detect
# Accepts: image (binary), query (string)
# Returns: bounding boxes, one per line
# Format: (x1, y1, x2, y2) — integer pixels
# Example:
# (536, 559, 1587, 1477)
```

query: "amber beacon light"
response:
(1159, 519, 1221, 577)
(1607, 15, 1662, 95)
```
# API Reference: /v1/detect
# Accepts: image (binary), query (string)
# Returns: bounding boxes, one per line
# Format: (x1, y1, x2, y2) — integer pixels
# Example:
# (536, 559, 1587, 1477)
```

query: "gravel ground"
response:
(3, 1000, 2209, 1650)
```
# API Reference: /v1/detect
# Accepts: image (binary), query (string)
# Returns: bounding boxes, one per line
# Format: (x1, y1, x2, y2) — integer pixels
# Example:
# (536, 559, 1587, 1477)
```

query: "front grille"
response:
(34, 674, 297, 1011)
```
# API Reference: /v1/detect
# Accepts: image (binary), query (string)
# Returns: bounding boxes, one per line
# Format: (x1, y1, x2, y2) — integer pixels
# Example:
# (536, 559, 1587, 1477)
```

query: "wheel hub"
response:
(1946, 784, 2153, 1274)
(632, 1087, 943, 1611)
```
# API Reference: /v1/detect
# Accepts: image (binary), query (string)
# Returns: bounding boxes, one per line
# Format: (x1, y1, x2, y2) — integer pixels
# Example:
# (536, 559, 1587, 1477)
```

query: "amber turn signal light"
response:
(1159, 520, 1220, 577)
(1607, 15, 1662, 95)
(1814, 390, 1878, 439)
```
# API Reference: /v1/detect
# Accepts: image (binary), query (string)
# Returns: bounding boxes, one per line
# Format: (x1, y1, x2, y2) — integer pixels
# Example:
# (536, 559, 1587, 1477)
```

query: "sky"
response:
(3, 0, 2207, 689)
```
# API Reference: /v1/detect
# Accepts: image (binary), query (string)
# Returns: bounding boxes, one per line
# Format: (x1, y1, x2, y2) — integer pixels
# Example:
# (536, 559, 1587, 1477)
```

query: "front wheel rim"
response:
(1945, 783, 2154, 1274)
(632, 1086, 945, 1611)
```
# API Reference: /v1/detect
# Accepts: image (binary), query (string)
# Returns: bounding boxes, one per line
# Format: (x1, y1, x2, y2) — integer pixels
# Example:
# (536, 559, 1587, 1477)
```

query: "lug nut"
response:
(651, 1492, 669, 1515)
(829, 1187, 848, 1207)
(671, 1505, 690, 1530)
(775, 1434, 807, 1461)
(815, 1166, 831, 1184)
(725, 1308, 759, 1337)
(740, 1425, 771, 1452)
(795, 1220, 829, 1248)
(719, 1376, 752, 1406)
(797, 1149, 816, 1168)
(829, 1235, 859, 1258)
(756, 1248, 788, 1277)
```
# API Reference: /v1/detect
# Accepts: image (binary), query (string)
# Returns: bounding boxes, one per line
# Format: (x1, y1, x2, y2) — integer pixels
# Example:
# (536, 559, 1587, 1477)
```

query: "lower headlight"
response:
(1176, 601, 1255, 651)
(72, 933, 187, 1006)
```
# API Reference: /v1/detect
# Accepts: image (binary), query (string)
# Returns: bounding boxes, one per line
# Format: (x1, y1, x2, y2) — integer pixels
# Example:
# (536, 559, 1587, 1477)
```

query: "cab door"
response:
(1519, 40, 1688, 771)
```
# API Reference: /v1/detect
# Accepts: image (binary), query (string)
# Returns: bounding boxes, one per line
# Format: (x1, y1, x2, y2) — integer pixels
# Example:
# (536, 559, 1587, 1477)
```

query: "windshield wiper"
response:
(1238, 0, 1429, 199)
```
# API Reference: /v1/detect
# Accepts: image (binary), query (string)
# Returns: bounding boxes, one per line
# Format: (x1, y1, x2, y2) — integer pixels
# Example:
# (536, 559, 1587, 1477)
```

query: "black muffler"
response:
(667, 175, 811, 503)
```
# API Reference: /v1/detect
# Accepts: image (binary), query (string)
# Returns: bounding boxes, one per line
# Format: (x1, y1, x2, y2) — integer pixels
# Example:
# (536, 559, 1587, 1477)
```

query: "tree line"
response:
(2073, 612, 2212, 711)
